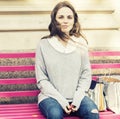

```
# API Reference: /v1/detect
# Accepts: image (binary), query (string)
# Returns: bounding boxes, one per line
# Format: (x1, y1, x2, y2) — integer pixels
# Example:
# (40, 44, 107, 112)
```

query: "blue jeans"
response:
(39, 96, 99, 119)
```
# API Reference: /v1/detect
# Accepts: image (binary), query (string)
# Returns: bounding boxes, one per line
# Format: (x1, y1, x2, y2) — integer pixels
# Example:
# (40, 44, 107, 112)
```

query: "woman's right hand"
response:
(64, 105, 71, 114)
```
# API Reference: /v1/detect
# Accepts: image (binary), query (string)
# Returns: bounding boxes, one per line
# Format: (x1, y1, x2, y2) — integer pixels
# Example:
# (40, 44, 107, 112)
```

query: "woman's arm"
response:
(35, 40, 69, 109)
(72, 49, 92, 110)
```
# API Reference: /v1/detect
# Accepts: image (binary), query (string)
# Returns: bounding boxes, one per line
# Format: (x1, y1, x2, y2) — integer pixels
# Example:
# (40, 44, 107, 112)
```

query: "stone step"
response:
(0, 58, 34, 66)
(0, 71, 35, 79)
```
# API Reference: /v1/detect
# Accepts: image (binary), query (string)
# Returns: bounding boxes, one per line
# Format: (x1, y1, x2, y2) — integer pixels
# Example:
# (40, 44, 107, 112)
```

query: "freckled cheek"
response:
(69, 20, 74, 26)
(55, 17, 61, 24)
(69, 23, 74, 29)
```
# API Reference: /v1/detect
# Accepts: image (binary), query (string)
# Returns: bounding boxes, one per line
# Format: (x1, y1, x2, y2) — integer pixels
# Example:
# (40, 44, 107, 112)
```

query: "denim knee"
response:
(39, 98, 64, 119)
(77, 96, 99, 119)
(87, 109, 99, 119)
(48, 107, 63, 119)
(84, 97, 99, 119)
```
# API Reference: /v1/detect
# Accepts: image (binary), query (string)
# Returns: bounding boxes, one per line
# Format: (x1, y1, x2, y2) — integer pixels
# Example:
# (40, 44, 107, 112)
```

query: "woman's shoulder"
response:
(38, 37, 52, 45)
(37, 37, 56, 50)
(39, 37, 48, 43)
(71, 36, 88, 49)
(72, 36, 87, 45)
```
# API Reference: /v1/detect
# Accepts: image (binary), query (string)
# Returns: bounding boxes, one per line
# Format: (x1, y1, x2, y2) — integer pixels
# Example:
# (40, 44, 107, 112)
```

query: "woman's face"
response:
(56, 7, 74, 35)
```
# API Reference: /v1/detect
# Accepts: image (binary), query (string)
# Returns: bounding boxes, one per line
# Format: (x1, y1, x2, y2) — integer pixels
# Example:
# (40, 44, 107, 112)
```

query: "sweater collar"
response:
(48, 36, 78, 53)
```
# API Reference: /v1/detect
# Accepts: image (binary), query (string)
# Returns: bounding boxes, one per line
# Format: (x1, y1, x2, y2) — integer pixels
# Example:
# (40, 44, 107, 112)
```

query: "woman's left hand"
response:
(68, 104, 77, 112)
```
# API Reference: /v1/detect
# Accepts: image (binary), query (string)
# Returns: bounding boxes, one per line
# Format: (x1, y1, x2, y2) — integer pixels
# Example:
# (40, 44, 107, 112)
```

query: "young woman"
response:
(35, 1, 99, 119)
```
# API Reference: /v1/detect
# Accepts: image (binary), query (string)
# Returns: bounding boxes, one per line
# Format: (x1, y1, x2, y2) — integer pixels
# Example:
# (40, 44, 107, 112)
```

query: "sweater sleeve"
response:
(35, 40, 69, 109)
(72, 49, 91, 110)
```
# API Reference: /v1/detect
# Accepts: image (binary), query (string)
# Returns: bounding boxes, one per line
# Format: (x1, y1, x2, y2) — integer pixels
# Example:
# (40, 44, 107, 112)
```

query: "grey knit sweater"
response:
(35, 36, 91, 110)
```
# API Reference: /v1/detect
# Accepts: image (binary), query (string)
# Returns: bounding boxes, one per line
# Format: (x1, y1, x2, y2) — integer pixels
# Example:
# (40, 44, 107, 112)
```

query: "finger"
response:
(65, 109, 71, 114)
(64, 106, 71, 114)
(72, 107, 77, 112)
(67, 105, 72, 110)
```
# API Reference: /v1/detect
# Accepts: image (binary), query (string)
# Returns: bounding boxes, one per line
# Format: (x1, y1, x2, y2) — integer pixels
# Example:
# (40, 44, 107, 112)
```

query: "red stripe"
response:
(0, 52, 35, 58)
(0, 112, 45, 119)
(0, 109, 40, 114)
(0, 78, 36, 84)
(0, 90, 40, 97)
(0, 107, 38, 111)
(0, 107, 39, 111)
(0, 104, 119, 119)
(99, 114, 120, 119)
(0, 51, 120, 58)
(0, 103, 37, 108)
(91, 63, 120, 69)
(0, 77, 97, 85)
(0, 63, 120, 72)
(0, 65, 34, 71)
(89, 51, 120, 56)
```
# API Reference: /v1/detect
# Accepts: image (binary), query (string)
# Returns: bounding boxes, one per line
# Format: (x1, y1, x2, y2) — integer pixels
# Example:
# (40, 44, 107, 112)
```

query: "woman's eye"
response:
(68, 16, 73, 19)
(58, 16, 64, 19)
(57, 15, 73, 19)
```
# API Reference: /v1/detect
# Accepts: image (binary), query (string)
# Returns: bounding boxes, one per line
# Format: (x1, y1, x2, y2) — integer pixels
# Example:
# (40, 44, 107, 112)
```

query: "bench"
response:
(0, 50, 120, 119)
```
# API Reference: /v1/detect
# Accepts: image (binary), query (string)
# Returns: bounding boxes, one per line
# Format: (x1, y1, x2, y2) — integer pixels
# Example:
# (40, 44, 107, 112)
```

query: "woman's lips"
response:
(62, 25, 68, 29)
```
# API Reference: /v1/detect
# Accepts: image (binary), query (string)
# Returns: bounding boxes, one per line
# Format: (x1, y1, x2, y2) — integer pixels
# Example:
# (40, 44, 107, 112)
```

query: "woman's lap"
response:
(39, 96, 99, 119)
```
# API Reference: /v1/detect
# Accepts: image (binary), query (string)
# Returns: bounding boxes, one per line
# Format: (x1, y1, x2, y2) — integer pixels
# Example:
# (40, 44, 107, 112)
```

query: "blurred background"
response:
(0, 0, 120, 51)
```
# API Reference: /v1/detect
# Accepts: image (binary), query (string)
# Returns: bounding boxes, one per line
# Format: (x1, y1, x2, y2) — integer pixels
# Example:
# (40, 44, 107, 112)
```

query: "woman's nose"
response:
(63, 17, 68, 23)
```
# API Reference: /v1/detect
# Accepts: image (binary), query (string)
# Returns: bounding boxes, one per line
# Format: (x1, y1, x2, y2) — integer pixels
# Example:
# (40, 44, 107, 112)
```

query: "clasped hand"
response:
(64, 104, 77, 114)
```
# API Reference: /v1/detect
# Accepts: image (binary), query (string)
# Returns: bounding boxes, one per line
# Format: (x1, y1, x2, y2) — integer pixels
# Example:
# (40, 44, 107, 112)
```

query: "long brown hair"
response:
(42, 1, 87, 43)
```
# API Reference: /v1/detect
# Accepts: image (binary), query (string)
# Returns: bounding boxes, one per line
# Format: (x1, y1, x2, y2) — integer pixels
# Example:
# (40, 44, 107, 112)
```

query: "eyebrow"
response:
(56, 14, 73, 16)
